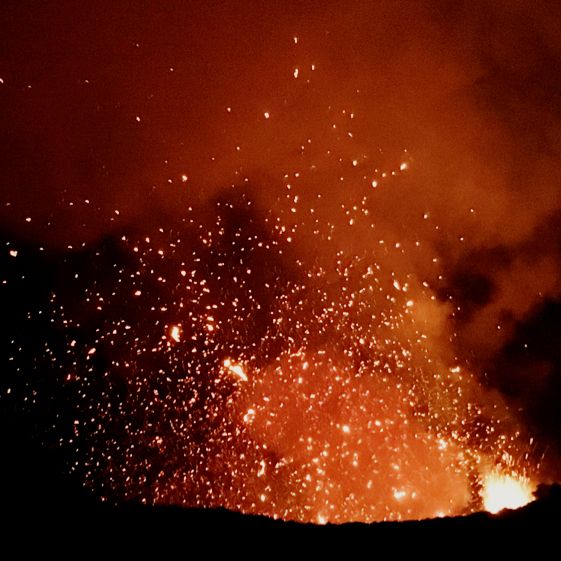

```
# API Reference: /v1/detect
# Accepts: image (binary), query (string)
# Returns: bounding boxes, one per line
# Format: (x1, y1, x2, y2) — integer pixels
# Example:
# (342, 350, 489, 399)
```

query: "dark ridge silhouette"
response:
(2, 429, 559, 535)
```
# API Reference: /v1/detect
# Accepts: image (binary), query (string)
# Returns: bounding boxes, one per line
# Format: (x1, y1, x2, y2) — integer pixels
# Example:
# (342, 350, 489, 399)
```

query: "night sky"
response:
(2, 0, 561, 523)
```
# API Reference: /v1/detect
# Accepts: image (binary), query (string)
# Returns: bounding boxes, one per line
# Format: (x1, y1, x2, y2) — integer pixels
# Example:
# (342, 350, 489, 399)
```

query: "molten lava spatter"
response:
(482, 471, 535, 514)
(12, 191, 532, 523)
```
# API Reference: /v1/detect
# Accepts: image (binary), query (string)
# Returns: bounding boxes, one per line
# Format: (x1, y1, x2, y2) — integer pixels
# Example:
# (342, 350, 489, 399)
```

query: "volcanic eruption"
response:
(2, 0, 560, 526)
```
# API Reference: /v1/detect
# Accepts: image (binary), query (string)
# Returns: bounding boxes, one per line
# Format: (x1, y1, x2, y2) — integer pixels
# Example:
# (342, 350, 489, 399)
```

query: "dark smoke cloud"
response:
(2, 0, 561, 471)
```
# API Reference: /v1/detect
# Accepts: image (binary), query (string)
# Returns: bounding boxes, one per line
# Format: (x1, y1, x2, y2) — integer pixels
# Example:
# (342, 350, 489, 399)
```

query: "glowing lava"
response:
(481, 471, 535, 514)
(169, 324, 181, 343)
(223, 358, 248, 383)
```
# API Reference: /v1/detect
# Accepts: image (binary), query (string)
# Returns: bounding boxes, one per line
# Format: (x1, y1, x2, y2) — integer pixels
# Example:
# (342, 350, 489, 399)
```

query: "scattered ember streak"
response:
(481, 471, 535, 514)
(223, 359, 248, 383)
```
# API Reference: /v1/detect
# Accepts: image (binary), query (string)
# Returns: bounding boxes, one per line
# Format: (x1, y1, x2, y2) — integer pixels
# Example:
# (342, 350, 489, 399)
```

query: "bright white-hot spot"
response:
(223, 359, 248, 382)
(481, 471, 534, 514)
(243, 408, 256, 424)
(170, 325, 181, 343)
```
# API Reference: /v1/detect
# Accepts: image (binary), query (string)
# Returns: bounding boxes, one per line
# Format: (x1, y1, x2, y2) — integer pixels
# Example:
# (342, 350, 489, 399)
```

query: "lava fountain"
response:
(481, 471, 535, 514)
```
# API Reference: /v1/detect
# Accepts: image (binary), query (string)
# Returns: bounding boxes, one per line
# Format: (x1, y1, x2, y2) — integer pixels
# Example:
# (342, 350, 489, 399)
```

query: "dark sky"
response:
(2, 1, 561, 521)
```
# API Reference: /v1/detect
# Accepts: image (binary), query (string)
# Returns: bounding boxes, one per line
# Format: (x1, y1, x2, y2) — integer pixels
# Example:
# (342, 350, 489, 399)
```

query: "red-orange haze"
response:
(1, 0, 560, 522)
(235, 351, 469, 522)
